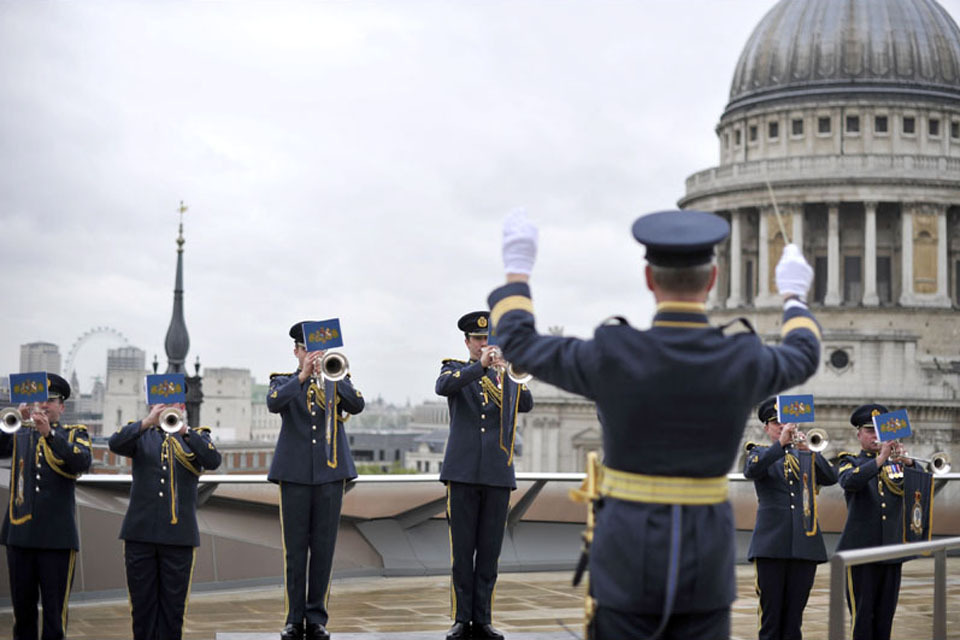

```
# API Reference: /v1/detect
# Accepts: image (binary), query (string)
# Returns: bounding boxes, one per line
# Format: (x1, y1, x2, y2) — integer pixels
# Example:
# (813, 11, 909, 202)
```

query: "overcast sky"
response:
(3, 1, 959, 406)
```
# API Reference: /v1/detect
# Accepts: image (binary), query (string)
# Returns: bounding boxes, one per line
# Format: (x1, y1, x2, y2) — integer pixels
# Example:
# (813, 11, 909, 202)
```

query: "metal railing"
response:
(828, 536, 960, 640)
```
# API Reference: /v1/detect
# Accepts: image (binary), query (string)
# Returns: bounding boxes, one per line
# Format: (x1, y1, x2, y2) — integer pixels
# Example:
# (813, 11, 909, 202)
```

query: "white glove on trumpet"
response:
(775, 243, 813, 301)
(502, 207, 539, 276)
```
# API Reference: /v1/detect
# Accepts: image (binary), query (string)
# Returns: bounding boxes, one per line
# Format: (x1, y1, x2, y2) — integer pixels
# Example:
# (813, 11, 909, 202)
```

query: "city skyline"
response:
(4, 0, 960, 405)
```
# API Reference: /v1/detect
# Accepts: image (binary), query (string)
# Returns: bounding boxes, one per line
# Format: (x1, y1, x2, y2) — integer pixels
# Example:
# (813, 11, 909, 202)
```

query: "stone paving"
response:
(2, 559, 959, 639)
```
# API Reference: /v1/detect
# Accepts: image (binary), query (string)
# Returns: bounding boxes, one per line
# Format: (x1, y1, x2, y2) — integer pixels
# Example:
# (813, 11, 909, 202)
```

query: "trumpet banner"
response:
(902, 465, 934, 543)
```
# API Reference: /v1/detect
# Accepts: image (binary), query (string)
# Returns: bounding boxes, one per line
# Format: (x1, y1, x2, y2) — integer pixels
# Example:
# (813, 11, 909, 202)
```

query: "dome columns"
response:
(712, 200, 955, 310)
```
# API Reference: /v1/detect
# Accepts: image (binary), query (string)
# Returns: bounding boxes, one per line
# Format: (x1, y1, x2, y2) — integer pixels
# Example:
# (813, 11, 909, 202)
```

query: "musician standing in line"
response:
(487, 209, 821, 639)
(109, 403, 222, 640)
(268, 322, 365, 640)
(743, 397, 837, 640)
(436, 311, 533, 640)
(836, 404, 931, 640)
(0, 373, 91, 640)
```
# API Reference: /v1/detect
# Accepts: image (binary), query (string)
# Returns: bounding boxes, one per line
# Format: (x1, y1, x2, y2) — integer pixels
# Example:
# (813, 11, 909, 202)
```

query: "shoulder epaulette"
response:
(601, 315, 630, 327)
(62, 424, 88, 431)
(744, 441, 760, 452)
(441, 358, 467, 365)
(837, 450, 857, 459)
(270, 371, 294, 380)
(193, 426, 212, 434)
(719, 317, 756, 335)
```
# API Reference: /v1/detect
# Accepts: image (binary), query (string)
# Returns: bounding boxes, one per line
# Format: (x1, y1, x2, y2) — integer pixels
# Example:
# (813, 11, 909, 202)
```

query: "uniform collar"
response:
(652, 301, 710, 329)
(862, 450, 876, 458)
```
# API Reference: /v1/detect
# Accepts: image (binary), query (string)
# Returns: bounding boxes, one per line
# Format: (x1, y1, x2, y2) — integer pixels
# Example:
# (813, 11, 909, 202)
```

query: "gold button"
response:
(790, 493, 795, 497)
(36, 487, 40, 493)
(312, 425, 317, 430)
(161, 479, 165, 484)
(790, 505, 795, 509)
(882, 515, 887, 520)
(481, 414, 486, 419)
(882, 503, 886, 508)
(36, 474, 41, 480)
(481, 428, 486, 433)
(159, 492, 164, 497)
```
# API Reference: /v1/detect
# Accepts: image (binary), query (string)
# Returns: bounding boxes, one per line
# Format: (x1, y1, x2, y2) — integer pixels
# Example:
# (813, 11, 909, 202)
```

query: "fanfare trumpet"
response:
(791, 427, 829, 453)
(158, 407, 185, 434)
(905, 451, 952, 475)
(488, 347, 532, 384)
(0, 407, 34, 435)
(315, 351, 349, 382)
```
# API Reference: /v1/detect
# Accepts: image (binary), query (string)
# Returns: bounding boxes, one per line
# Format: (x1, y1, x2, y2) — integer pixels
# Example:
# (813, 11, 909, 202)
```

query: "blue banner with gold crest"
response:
(777, 394, 815, 424)
(9, 372, 49, 403)
(145, 374, 187, 405)
(873, 409, 912, 442)
(302, 319, 343, 352)
(902, 465, 933, 543)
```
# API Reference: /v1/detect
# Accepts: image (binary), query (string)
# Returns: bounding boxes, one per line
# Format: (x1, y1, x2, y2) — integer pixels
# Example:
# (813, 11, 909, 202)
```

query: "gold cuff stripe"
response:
(599, 466, 728, 505)
(656, 301, 707, 313)
(491, 295, 534, 327)
(781, 316, 822, 341)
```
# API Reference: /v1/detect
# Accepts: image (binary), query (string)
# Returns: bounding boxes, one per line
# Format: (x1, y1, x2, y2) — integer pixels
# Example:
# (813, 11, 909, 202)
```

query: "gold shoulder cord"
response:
(880, 465, 904, 496)
(479, 376, 503, 409)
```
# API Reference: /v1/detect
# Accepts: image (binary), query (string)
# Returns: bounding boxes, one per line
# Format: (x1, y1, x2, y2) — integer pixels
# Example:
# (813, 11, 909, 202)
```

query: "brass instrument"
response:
(318, 351, 349, 382)
(0, 407, 35, 435)
(488, 347, 533, 385)
(905, 451, 952, 475)
(790, 427, 828, 453)
(158, 407, 185, 434)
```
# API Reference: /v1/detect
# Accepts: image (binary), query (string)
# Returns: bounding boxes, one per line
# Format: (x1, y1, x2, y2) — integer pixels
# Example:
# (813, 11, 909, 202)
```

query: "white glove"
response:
(502, 207, 538, 275)
(775, 243, 813, 300)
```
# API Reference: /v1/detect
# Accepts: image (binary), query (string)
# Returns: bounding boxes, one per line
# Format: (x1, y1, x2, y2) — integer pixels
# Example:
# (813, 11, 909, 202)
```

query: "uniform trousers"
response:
(846, 562, 902, 640)
(124, 540, 196, 640)
(593, 604, 730, 640)
(279, 480, 345, 627)
(6, 546, 75, 640)
(446, 482, 511, 624)
(754, 557, 818, 640)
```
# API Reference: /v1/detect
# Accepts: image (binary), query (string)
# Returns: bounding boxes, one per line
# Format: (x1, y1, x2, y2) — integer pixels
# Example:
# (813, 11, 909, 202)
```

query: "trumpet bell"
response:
(806, 428, 829, 453)
(929, 452, 951, 475)
(507, 364, 532, 385)
(159, 407, 185, 434)
(0, 408, 22, 434)
(320, 352, 349, 382)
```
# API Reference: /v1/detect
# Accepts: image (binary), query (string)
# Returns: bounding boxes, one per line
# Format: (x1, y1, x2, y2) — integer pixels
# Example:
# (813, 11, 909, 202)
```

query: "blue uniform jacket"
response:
(0, 423, 92, 550)
(109, 422, 221, 547)
(836, 450, 913, 563)
(267, 372, 365, 485)
(488, 283, 821, 613)
(743, 442, 837, 562)
(436, 359, 533, 489)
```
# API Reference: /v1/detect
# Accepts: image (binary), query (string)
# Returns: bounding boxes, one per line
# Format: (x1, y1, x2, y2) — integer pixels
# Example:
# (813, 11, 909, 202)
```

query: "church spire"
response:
(164, 201, 190, 373)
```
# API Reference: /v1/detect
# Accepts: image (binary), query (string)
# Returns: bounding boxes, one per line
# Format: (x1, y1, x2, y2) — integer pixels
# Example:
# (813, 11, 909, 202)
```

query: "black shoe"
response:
(281, 623, 305, 640)
(446, 621, 471, 639)
(306, 623, 331, 640)
(472, 623, 504, 640)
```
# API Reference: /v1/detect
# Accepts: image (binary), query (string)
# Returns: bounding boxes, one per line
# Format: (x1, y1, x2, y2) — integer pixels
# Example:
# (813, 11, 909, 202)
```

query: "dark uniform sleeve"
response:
(518, 384, 533, 413)
(487, 282, 604, 401)
(743, 442, 784, 479)
(109, 421, 144, 457)
(267, 374, 302, 413)
(752, 305, 822, 401)
(435, 360, 486, 396)
(838, 453, 878, 492)
(0, 432, 11, 457)
(335, 375, 365, 415)
(814, 453, 838, 487)
(181, 427, 222, 471)
(46, 425, 92, 475)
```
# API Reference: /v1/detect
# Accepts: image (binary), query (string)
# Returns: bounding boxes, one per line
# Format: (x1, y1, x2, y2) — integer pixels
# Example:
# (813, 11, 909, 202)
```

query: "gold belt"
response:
(599, 465, 729, 505)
